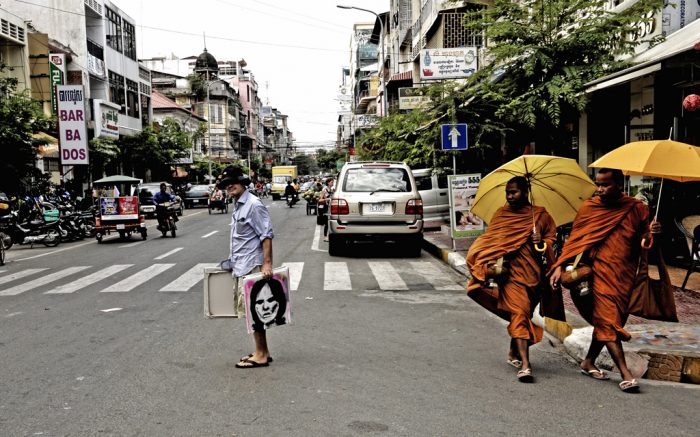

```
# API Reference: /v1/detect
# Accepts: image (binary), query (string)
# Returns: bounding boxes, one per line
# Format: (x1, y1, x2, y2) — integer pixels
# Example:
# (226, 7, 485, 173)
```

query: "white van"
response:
(411, 169, 449, 229)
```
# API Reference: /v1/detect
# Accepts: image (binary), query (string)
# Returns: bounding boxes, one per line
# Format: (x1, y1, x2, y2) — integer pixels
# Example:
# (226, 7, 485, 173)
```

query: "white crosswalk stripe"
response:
(324, 262, 352, 290)
(0, 260, 463, 297)
(101, 263, 175, 293)
(282, 262, 304, 291)
(0, 266, 90, 296)
(45, 265, 133, 294)
(368, 262, 409, 290)
(159, 263, 218, 292)
(0, 268, 48, 286)
(154, 248, 183, 260)
(409, 261, 464, 290)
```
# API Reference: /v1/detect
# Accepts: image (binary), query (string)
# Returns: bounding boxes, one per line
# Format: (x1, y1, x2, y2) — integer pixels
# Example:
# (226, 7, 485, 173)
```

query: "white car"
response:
(412, 168, 449, 229)
(328, 161, 423, 257)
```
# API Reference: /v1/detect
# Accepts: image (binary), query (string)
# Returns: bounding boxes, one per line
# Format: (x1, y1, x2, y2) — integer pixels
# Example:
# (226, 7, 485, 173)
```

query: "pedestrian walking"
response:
(549, 168, 673, 393)
(318, 178, 334, 242)
(218, 166, 275, 369)
(466, 176, 562, 383)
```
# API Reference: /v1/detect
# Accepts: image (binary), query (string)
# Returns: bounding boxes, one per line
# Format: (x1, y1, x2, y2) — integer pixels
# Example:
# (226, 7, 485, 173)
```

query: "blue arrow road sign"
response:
(441, 124, 468, 150)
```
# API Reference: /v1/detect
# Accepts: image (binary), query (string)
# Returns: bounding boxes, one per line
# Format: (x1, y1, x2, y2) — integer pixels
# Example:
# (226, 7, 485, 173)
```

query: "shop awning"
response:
(389, 70, 412, 82)
(586, 19, 700, 93)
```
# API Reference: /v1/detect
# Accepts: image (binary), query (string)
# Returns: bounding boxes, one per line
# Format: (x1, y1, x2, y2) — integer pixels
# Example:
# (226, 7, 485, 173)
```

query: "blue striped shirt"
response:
(229, 190, 274, 277)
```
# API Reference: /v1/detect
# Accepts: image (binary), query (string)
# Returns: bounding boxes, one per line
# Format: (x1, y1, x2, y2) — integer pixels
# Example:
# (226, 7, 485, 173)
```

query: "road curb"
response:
(422, 234, 700, 385)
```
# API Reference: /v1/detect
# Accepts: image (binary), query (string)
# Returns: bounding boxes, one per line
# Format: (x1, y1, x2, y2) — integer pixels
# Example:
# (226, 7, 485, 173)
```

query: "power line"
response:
(12, 0, 353, 53)
(212, 0, 349, 35)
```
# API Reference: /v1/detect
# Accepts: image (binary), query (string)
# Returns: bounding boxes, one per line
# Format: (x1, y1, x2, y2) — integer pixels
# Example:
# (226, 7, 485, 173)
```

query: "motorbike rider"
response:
(284, 180, 298, 206)
(153, 183, 178, 229)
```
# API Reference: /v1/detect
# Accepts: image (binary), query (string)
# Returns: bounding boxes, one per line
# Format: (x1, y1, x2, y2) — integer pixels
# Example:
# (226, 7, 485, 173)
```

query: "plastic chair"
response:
(675, 216, 700, 291)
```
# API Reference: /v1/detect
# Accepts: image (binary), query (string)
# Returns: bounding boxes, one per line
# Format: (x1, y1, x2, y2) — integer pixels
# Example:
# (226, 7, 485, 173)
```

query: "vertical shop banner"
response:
(57, 85, 89, 165)
(49, 54, 65, 115)
(448, 174, 484, 239)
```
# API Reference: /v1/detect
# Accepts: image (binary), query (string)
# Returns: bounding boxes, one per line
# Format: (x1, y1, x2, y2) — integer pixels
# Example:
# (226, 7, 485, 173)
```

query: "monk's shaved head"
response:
(507, 176, 529, 195)
(597, 168, 624, 186)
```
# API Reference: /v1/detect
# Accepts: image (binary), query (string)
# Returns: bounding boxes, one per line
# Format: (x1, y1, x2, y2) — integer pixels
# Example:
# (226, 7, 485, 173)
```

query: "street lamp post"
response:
(337, 5, 387, 118)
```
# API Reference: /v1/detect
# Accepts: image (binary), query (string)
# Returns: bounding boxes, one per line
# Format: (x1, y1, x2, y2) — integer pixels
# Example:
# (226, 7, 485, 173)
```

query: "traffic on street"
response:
(1, 0, 699, 435)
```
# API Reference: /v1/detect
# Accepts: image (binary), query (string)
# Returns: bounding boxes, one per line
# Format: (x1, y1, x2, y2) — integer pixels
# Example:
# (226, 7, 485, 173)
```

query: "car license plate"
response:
(368, 203, 385, 212)
(116, 224, 125, 230)
(194, 199, 200, 203)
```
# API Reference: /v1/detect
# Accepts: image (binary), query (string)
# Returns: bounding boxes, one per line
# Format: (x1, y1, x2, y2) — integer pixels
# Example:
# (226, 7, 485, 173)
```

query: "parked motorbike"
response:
(58, 212, 87, 241)
(156, 203, 177, 238)
(0, 210, 61, 248)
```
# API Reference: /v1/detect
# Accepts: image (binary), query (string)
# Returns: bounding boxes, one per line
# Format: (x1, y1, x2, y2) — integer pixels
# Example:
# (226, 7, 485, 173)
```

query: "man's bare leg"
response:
(515, 338, 530, 370)
(606, 340, 635, 382)
(508, 338, 521, 361)
(238, 332, 270, 366)
(581, 339, 605, 372)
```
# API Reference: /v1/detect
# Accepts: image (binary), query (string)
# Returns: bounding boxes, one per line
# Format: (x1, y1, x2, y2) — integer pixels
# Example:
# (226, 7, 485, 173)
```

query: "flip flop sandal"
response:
(235, 359, 270, 369)
(240, 353, 273, 363)
(517, 368, 534, 383)
(580, 368, 610, 380)
(619, 379, 640, 393)
(507, 359, 523, 369)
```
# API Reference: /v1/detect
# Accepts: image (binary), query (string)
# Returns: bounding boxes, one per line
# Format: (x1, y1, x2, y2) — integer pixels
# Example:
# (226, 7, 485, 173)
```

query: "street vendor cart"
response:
(93, 175, 147, 243)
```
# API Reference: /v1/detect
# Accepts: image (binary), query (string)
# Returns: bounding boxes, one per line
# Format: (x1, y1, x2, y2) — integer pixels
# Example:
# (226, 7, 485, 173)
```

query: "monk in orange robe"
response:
(467, 176, 561, 383)
(550, 168, 665, 393)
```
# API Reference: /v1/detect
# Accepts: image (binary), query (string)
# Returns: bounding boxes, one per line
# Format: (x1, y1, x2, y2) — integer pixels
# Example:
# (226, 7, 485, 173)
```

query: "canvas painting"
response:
(242, 266, 291, 334)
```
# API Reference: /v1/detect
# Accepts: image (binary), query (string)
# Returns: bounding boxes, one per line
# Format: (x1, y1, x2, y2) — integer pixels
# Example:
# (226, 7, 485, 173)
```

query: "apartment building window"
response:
(126, 79, 139, 117)
(105, 7, 122, 52)
(443, 8, 484, 48)
(109, 71, 126, 113)
(209, 103, 223, 124)
(123, 21, 136, 60)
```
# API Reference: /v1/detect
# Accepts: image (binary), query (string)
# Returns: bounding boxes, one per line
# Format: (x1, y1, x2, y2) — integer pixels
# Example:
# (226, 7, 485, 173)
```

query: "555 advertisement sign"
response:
(448, 174, 484, 239)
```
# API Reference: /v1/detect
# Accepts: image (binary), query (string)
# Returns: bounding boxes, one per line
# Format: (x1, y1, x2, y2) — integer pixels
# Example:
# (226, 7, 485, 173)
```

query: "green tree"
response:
(316, 148, 346, 172)
(457, 0, 661, 154)
(0, 65, 53, 195)
(119, 118, 192, 181)
(292, 153, 316, 175)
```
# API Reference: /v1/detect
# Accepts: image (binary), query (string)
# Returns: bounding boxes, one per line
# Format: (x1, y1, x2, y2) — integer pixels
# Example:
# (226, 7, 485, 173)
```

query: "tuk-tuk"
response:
(93, 175, 147, 243)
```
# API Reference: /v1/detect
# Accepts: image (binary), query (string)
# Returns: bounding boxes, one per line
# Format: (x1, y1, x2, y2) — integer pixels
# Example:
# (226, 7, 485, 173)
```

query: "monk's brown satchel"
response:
(485, 256, 509, 279)
(560, 252, 592, 296)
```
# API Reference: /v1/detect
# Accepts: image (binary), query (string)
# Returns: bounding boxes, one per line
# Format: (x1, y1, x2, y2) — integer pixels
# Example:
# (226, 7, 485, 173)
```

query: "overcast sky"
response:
(115, 0, 386, 149)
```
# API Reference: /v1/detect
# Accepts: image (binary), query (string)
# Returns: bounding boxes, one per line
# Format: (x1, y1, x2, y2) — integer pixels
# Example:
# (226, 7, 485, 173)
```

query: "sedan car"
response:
(137, 183, 184, 218)
(183, 184, 212, 208)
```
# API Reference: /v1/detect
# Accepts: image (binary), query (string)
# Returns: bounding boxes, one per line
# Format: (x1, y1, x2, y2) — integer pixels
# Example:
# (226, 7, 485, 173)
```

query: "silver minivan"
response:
(328, 162, 423, 256)
(412, 168, 449, 229)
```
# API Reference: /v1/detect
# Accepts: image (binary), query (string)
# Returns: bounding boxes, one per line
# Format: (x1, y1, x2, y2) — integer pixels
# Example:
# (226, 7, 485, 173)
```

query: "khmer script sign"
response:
(420, 47, 478, 80)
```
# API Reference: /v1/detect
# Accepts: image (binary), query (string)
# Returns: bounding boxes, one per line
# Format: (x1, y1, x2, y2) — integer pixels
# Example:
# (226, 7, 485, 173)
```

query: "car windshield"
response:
(343, 168, 411, 192)
(138, 187, 158, 198)
(187, 186, 209, 192)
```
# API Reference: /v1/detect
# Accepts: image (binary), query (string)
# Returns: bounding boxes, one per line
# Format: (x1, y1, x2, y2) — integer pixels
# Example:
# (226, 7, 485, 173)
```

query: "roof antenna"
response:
(203, 31, 207, 51)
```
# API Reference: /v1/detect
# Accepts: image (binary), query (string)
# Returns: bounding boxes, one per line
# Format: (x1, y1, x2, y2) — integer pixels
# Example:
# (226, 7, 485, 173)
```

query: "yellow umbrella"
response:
(590, 139, 700, 221)
(471, 155, 596, 227)
(589, 140, 700, 182)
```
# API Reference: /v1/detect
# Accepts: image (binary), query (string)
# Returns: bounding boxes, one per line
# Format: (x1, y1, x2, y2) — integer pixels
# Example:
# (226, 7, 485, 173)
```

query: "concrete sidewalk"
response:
(422, 227, 700, 385)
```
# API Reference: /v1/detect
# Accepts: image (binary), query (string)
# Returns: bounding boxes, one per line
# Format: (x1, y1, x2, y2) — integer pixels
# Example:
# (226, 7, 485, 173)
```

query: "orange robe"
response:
(551, 195, 677, 342)
(467, 205, 559, 344)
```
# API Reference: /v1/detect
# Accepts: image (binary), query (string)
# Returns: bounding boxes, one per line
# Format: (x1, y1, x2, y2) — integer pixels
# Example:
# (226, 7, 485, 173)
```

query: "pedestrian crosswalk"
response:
(0, 260, 464, 297)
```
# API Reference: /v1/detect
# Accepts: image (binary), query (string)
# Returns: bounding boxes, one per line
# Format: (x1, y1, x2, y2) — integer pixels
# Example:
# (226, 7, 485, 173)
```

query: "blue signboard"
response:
(441, 124, 468, 150)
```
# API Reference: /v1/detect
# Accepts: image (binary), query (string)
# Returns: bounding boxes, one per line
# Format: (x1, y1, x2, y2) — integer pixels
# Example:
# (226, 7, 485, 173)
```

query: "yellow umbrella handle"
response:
(641, 235, 653, 250)
(534, 241, 547, 252)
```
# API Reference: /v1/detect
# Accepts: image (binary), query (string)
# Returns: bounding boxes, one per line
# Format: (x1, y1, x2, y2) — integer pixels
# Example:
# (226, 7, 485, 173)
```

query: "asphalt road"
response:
(0, 198, 697, 436)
